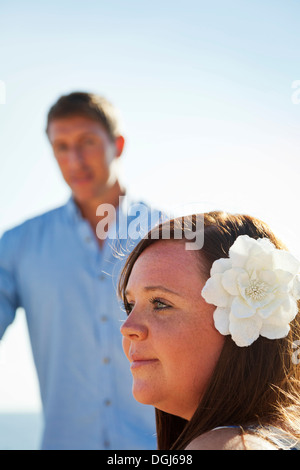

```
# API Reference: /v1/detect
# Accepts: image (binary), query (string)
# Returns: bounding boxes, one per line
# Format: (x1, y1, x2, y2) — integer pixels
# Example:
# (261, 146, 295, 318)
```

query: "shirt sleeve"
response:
(0, 230, 20, 338)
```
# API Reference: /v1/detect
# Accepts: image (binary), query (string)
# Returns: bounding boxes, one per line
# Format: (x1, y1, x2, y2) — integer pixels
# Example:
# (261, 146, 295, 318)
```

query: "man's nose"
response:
(66, 146, 84, 166)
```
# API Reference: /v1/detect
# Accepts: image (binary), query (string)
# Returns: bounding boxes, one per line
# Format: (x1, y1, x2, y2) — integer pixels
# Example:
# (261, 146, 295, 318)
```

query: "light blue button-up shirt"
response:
(0, 197, 159, 450)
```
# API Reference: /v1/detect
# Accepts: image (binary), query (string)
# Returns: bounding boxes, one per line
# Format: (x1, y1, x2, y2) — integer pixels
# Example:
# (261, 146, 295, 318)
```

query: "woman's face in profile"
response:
(121, 240, 225, 420)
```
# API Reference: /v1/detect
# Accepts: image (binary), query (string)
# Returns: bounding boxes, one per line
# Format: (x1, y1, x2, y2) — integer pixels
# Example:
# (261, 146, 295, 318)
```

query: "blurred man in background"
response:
(0, 92, 157, 450)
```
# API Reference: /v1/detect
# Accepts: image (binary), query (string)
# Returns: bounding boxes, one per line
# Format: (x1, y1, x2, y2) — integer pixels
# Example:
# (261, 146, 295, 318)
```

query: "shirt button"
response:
(99, 274, 106, 281)
(104, 440, 110, 449)
(103, 357, 111, 364)
(104, 399, 111, 406)
(101, 315, 108, 322)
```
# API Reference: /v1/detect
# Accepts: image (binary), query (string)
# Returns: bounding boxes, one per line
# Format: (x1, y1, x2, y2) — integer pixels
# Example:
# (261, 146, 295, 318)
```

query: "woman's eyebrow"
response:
(125, 286, 182, 297)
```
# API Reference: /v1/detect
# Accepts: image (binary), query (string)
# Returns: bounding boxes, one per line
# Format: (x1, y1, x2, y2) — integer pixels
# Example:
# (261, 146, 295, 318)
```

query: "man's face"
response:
(48, 115, 124, 204)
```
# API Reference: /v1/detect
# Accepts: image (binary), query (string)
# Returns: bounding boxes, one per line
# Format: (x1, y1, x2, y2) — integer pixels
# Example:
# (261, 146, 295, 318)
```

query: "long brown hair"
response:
(118, 211, 300, 450)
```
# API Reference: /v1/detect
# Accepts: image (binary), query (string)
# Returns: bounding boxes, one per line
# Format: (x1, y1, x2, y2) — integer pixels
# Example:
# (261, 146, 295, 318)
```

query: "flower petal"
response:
(213, 307, 230, 336)
(245, 254, 272, 274)
(221, 268, 243, 296)
(281, 296, 298, 322)
(260, 300, 298, 338)
(259, 270, 277, 286)
(229, 235, 256, 268)
(272, 250, 300, 276)
(201, 274, 230, 308)
(270, 269, 294, 296)
(292, 274, 300, 300)
(257, 295, 283, 319)
(260, 305, 291, 340)
(255, 237, 276, 253)
(210, 258, 232, 276)
(229, 314, 262, 347)
(260, 323, 290, 340)
(245, 291, 274, 311)
(231, 296, 256, 319)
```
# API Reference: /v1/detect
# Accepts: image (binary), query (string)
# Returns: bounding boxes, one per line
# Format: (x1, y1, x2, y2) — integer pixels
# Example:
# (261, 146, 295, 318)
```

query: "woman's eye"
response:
(150, 298, 170, 311)
(124, 301, 134, 315)
(123, 298, 171, 315)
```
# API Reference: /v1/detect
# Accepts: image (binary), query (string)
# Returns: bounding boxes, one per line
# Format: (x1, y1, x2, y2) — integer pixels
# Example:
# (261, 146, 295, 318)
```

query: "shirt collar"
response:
(65, 192, 138, 224)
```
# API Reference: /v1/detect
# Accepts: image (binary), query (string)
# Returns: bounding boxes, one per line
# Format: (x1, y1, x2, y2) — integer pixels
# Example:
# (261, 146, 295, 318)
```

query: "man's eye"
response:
(55, 144, 68, 153)
(82, 138, 96, 147)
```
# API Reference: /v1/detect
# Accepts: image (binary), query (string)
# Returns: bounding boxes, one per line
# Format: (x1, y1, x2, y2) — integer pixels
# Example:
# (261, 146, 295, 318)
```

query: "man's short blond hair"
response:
(46, 91, 122, 140)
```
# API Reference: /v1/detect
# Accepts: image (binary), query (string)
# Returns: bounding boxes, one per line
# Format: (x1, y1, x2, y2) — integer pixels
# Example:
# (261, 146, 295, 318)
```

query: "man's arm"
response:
(0, 231, 20, 339)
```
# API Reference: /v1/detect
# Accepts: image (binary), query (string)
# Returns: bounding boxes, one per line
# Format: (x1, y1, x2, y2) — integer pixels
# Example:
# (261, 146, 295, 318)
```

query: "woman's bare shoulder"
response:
(184, 427, 277, 450)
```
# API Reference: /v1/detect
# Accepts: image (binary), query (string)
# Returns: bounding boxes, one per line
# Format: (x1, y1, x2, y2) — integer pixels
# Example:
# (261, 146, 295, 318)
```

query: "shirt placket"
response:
(96, 245, 115, 450)
(95, 217, 127, 450)
(73, 208, 115, 449)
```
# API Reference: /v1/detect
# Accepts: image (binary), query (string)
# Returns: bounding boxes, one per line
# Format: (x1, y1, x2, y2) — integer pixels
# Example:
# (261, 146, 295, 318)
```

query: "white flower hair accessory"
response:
(201, 235, 300, 347)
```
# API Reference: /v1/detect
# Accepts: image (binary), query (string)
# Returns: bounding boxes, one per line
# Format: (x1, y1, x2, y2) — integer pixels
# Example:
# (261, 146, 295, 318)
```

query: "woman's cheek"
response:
(122, 337, 130, 361)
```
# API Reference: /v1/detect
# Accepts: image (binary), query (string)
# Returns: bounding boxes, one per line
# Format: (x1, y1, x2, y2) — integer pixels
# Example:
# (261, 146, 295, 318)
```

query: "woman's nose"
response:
(120, 315, 148, 341)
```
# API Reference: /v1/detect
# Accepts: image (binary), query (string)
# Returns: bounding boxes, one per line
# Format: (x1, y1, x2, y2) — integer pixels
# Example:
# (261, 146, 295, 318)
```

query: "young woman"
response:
(119, 212, 300, 450)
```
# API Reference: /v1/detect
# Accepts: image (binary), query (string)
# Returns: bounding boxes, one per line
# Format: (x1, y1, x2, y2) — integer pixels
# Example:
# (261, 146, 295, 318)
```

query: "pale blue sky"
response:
(0, 0, 299, 411)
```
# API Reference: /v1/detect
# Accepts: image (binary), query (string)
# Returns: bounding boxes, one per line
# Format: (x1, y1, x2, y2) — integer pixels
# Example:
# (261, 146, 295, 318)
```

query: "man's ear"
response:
(115, 135, 125, 157)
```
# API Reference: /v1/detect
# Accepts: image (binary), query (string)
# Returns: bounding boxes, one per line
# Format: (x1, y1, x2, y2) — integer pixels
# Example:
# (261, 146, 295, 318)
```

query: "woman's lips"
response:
(130, 357, 159, 370)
